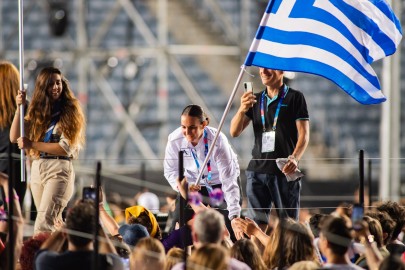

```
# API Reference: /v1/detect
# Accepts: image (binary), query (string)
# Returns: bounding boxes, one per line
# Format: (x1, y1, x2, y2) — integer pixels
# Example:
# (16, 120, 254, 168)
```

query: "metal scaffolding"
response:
(0, 0, 259, 171)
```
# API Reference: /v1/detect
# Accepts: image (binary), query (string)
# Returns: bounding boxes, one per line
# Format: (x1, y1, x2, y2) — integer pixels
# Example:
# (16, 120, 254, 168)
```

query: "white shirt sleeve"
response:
(164, 135, 180, 191)
(55, 123, 79, 159)
(213, 132, 241, 218)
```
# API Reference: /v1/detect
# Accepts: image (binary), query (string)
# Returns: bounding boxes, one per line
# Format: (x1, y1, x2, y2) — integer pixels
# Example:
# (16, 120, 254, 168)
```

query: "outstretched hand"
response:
(176, 177, 202, 199)
(231, 218, 244, 240)
(234, 217, 262, 238)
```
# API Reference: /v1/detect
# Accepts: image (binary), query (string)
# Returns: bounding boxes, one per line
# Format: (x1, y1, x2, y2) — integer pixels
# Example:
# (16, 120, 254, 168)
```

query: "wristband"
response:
(360, 235, 375, 246)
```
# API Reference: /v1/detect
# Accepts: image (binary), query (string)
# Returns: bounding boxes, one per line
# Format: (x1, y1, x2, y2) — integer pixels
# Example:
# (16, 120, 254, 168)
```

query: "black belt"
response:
(40, 156, 70, 160)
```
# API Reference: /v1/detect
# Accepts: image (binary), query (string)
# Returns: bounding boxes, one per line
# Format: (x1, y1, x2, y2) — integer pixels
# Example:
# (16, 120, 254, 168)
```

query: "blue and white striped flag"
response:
(244, 0, 402, 105)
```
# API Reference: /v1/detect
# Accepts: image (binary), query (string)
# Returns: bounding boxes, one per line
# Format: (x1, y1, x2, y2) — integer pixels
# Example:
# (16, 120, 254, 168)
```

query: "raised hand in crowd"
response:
(233, 217, 270, 246)
(352, 220, 384, 270)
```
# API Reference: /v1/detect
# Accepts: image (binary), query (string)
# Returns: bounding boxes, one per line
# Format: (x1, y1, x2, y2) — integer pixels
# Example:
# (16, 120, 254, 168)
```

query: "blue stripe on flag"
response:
(245, 51, 386, 105)
(244, 0, 402, 105)
(369, 0, 402, 32)
(260, 26, 380, 89)
(329, 0, 396, 57)
(287, 1, 373, 63)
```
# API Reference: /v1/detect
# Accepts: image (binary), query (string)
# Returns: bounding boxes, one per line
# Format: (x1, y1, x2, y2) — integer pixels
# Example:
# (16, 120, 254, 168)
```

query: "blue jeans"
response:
(246, 171, 301, 224)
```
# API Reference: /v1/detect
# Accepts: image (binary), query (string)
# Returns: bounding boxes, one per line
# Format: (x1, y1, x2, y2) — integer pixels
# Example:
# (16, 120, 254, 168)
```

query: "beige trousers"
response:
(30, 159, 75, 234)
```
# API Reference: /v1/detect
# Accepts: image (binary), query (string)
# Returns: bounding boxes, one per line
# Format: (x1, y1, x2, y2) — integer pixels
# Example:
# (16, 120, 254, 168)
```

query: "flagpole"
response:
(18, 0, 26, 182)
(195, 66, 245, 186)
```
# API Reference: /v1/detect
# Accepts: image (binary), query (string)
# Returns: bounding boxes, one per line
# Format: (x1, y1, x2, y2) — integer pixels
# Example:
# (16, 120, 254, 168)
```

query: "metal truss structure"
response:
(1, 0, 263, 172)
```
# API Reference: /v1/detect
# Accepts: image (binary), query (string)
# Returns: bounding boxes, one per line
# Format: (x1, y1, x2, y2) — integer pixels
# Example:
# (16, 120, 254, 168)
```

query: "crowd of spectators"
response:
(1, 169, 405, 270)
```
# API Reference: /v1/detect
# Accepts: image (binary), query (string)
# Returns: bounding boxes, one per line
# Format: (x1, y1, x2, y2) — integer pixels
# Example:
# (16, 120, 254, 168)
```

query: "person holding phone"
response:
(164, 104, 243, 240)
(230, 68, 310, 228)
(10, 67, 86, 233)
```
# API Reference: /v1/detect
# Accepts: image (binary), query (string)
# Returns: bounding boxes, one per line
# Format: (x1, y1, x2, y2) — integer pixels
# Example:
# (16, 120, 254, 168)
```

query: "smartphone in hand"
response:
(351, 204, 364, 230)
(244, 82, 253, 92)
(82, 186, 97, 201)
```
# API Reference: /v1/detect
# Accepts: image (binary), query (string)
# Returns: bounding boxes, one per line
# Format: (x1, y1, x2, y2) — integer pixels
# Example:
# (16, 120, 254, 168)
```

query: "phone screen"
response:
(82, 187, 97, 201)
(351, 204, 364, 230)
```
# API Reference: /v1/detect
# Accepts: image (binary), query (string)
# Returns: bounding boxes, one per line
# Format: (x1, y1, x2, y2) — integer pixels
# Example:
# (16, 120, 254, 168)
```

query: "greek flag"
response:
(244, 0, 402, 105)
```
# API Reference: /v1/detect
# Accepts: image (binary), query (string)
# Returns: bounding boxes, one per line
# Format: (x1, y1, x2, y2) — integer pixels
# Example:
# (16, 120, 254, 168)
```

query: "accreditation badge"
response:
(262, 131, 275, 153)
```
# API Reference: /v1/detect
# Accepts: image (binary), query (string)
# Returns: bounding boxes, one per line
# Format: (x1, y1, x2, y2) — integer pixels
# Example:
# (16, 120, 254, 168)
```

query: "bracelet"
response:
(5, 194, 19, 203)
(360, 235, 375, 246)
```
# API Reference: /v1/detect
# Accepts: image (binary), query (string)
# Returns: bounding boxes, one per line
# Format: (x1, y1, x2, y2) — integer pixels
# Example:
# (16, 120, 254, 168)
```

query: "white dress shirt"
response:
(164, 126, 241, 218)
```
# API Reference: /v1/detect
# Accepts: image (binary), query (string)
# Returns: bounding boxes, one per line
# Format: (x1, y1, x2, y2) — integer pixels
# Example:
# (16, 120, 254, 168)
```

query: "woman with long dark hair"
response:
(10, 67, 85, 233)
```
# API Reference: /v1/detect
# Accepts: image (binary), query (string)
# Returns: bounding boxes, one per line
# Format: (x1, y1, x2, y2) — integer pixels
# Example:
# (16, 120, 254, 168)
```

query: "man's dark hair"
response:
(309, 213, 327, 238)
(65, 201, 96, 247)
(320, 216, 352, 256)
(379, 255, 405, 270)
(376, 201, 405, 240)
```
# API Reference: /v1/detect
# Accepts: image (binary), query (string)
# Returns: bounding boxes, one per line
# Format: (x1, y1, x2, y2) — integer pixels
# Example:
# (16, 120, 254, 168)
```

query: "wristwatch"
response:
(230, 215, 239, 221)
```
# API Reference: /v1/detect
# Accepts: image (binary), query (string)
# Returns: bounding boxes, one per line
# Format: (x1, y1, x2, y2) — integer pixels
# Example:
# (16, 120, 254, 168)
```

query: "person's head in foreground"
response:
(319, 216, 353, 263)
(192, 208, 225, 247)
(263, 219, 316, 269)
(187, 244, 229, 270)
(230, 238, 267, 270)
(164, 247, 185, 270)
(125, 205, 162, 239)
(130, 237, 165, 270)
(65, 201, 96, 249)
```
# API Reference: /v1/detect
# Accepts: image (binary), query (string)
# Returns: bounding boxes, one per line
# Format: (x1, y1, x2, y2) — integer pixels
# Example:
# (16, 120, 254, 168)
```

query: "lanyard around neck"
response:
(260, 85, 288, 132)
(191, 129, 212, 182)
(43, 111, 61, 143)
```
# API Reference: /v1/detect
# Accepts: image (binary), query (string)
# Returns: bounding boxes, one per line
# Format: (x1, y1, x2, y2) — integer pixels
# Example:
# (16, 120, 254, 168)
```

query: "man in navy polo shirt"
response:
(230, 68, 310, 229)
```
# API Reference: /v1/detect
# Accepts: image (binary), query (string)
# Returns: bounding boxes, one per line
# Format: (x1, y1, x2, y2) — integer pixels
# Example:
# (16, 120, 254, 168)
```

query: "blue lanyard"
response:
(43, 111, 60, 143)
(260, 85, 288, 132)
(191, 129, 213, 191)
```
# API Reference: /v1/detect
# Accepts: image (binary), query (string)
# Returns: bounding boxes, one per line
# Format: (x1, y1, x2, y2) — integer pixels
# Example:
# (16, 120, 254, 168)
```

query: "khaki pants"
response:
(31, 159, 75, 233)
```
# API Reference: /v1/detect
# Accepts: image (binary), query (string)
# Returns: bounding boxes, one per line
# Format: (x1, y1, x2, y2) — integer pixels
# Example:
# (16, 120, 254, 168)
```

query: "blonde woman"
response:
(187, 244, 229, 270)
(164, 247, 185, 270)
(130, 237, 165, 270)
(10, 67, 85, 233)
